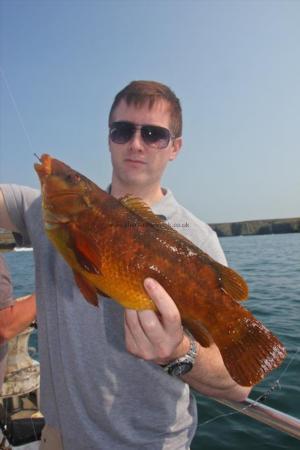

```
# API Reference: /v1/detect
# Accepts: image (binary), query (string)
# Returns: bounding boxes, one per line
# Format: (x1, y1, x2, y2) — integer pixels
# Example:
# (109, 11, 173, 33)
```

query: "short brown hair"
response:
(109, 80, 182, 137)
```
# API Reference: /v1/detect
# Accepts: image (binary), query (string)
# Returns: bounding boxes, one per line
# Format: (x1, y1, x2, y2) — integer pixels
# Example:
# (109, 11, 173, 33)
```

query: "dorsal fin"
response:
(119, 195, 248, 302)
(119, 195, 174, 233)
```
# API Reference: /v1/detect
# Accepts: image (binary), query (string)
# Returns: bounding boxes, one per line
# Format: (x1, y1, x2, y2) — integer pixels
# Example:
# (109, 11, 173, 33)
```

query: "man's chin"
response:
(123, 175, 148, 187)
(120, 171, 156, 189)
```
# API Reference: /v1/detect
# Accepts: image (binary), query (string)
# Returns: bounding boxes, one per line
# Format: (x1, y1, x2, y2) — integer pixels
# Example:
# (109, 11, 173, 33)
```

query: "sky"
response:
(0, 0, 299, 224)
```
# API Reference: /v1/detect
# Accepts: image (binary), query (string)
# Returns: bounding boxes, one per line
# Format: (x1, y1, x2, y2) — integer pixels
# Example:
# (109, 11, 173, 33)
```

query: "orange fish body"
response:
(35, 154, 286, 386)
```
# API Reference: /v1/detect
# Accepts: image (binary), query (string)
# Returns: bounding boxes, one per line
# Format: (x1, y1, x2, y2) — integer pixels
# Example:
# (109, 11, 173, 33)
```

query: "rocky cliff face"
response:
(210, 217, 300, 237)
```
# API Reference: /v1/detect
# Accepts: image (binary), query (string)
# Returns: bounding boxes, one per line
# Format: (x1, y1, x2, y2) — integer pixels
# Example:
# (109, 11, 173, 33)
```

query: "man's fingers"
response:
(137, 309, 165, 343)
(125, 308, 163, 344)
(143, 278, 182, 333)
(124, 317, 139, 355)
(124, 280, 185, 363)
(124, 309, 153, 356)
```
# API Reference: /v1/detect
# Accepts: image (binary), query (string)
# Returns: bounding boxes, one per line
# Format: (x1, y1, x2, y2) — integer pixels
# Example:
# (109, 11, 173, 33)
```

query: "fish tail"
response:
(216, 316, 286, 386)
(185, 298, 286, 386)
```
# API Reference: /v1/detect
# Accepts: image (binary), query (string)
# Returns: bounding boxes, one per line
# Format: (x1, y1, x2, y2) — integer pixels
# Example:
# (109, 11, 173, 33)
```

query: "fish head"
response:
(34, 154, 93, 223)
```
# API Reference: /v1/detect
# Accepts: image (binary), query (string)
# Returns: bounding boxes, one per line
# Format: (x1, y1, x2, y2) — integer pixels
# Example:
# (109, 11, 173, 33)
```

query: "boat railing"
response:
(216, 397, 300, 440)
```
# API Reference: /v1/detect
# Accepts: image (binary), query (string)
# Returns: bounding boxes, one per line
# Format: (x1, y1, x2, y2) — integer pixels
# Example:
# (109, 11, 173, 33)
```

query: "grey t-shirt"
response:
(0, 255, 15, 389)
(1, 184, 226, 450)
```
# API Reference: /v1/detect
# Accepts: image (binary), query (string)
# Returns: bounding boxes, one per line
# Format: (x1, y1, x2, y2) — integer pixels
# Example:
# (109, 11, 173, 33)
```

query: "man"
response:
(0, 254, 36, 389)
(0, 81, 250, 450)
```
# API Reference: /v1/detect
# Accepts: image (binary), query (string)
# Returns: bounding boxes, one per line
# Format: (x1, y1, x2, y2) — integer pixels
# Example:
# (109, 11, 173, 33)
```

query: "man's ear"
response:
(169, 137, 182, 161)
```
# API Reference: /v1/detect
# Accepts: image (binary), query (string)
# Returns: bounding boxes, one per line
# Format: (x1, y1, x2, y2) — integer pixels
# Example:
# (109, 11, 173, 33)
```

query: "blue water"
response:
(2, 234, 300, 449)
(193, 234, 300, 450)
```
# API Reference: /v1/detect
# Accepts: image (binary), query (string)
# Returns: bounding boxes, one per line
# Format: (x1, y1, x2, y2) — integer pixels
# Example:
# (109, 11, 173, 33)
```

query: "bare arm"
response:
(0, 294, 36, 344)
(180, 341, 250, 401)
(0, 188, 18, 231)
(124, 278, 251, 402)
(0, 189, 36, 342)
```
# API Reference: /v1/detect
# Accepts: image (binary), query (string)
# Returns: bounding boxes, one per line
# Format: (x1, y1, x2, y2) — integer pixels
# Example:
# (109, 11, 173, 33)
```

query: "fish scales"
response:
(35, 154, 286, 386)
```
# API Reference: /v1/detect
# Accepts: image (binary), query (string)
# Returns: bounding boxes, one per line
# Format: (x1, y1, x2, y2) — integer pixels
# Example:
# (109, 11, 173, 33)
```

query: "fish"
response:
(34, 154, 286, 386)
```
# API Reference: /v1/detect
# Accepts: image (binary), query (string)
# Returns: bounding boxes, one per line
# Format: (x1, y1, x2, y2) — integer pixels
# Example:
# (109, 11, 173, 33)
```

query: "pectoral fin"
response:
(67, 223, 102, 275)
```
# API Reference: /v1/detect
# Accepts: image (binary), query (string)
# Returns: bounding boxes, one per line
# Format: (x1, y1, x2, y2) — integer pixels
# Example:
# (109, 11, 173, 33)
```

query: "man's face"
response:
(109, 99, 182, 189)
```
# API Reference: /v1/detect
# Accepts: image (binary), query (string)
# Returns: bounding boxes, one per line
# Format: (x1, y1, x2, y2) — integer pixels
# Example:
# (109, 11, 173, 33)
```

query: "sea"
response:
(2, 233, 300, 450)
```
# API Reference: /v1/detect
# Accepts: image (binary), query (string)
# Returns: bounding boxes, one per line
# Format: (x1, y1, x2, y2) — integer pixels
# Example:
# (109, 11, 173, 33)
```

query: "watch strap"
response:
(161, 329, 197, 376)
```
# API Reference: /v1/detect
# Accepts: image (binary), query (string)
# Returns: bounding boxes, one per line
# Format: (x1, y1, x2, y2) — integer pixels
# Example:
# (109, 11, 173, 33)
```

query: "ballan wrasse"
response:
(35, 154, 286, 386)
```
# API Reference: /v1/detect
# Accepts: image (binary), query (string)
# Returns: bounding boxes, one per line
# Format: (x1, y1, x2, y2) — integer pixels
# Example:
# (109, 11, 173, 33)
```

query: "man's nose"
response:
(129, 129, 144, 151)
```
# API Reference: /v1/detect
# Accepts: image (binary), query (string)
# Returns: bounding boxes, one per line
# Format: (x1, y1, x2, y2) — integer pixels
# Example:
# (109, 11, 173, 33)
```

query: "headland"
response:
(209, 217, 300, 237)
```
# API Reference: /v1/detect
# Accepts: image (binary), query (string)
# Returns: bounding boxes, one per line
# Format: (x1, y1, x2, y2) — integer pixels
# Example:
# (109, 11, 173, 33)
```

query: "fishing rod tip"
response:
(34, 153, 41, 162)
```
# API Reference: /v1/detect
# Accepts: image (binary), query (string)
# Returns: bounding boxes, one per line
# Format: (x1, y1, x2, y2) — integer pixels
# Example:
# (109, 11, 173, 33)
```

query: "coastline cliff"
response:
(209, 217, 300, 237)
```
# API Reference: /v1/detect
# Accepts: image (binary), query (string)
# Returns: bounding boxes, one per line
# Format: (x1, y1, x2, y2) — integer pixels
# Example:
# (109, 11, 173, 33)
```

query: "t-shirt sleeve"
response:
(0, 184, 40, 247)
(0, 255, 14, 309)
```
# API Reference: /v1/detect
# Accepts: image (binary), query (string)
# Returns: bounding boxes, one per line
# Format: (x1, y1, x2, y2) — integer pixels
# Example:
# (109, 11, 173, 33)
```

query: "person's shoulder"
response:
(1, 183, 40, 195)
(167, 193, 227, 265)
(176, 202, 213, 232)
(1, 184, 40, 202)
(154, 188, 215, 240)
(175, 203, 216, 241)
(1, 184, 41, 223)
(168, 194, 213, 236)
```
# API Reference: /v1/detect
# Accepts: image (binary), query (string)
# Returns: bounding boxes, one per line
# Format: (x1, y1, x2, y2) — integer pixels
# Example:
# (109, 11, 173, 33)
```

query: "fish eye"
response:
(65, 172, 81, 184)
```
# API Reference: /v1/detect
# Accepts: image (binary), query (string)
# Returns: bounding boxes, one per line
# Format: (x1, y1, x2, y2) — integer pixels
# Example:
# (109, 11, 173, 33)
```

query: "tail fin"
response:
(184, 302, 286, 386)
(216, 316, 286, 386)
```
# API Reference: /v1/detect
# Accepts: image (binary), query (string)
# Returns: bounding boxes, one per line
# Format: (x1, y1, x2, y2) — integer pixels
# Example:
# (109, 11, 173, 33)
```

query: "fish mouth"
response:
(34, 154, 52, 180)
(45, 191, 82, 200)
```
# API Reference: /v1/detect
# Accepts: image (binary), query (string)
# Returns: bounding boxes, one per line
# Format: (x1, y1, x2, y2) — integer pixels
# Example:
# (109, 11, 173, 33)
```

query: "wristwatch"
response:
(161, 329, 197, 377)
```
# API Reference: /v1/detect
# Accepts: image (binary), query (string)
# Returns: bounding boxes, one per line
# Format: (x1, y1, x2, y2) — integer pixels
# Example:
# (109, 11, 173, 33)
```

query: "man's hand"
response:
(124, 278, 190, 365)
(124, 278, 251, 401)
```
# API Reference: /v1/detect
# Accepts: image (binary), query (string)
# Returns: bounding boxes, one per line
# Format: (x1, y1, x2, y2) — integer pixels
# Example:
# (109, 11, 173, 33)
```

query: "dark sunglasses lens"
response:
(110, 122, 135, 144)
(141, 126, 171, 149)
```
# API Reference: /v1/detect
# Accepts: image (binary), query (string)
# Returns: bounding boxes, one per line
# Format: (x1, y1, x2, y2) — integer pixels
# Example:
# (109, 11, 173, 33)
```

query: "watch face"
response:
(168, 361, 193, 376)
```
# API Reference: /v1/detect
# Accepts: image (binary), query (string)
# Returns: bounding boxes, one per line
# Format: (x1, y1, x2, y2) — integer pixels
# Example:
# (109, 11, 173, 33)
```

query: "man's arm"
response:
(0, 204, 36, 344)
(124, 278, 251, 402)
(0, 294, 36, 344)
(0, 188, 18, 231)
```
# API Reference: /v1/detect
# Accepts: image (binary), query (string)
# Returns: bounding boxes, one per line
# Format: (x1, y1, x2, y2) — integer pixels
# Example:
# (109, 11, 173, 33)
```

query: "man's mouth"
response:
(124, 158, 147, 165)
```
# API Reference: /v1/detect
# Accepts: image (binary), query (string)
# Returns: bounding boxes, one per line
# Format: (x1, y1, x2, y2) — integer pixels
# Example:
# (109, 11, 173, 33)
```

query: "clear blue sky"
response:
(0, 0, 299, 223)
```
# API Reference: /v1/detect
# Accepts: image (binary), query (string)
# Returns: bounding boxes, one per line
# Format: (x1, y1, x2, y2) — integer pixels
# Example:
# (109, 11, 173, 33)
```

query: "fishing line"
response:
(198, 346, 300, 427)
(0, 66, 35, 153)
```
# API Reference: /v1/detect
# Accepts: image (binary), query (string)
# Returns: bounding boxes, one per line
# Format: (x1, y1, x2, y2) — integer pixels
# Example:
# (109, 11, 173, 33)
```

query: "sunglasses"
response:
(109, 121, 175, 149)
